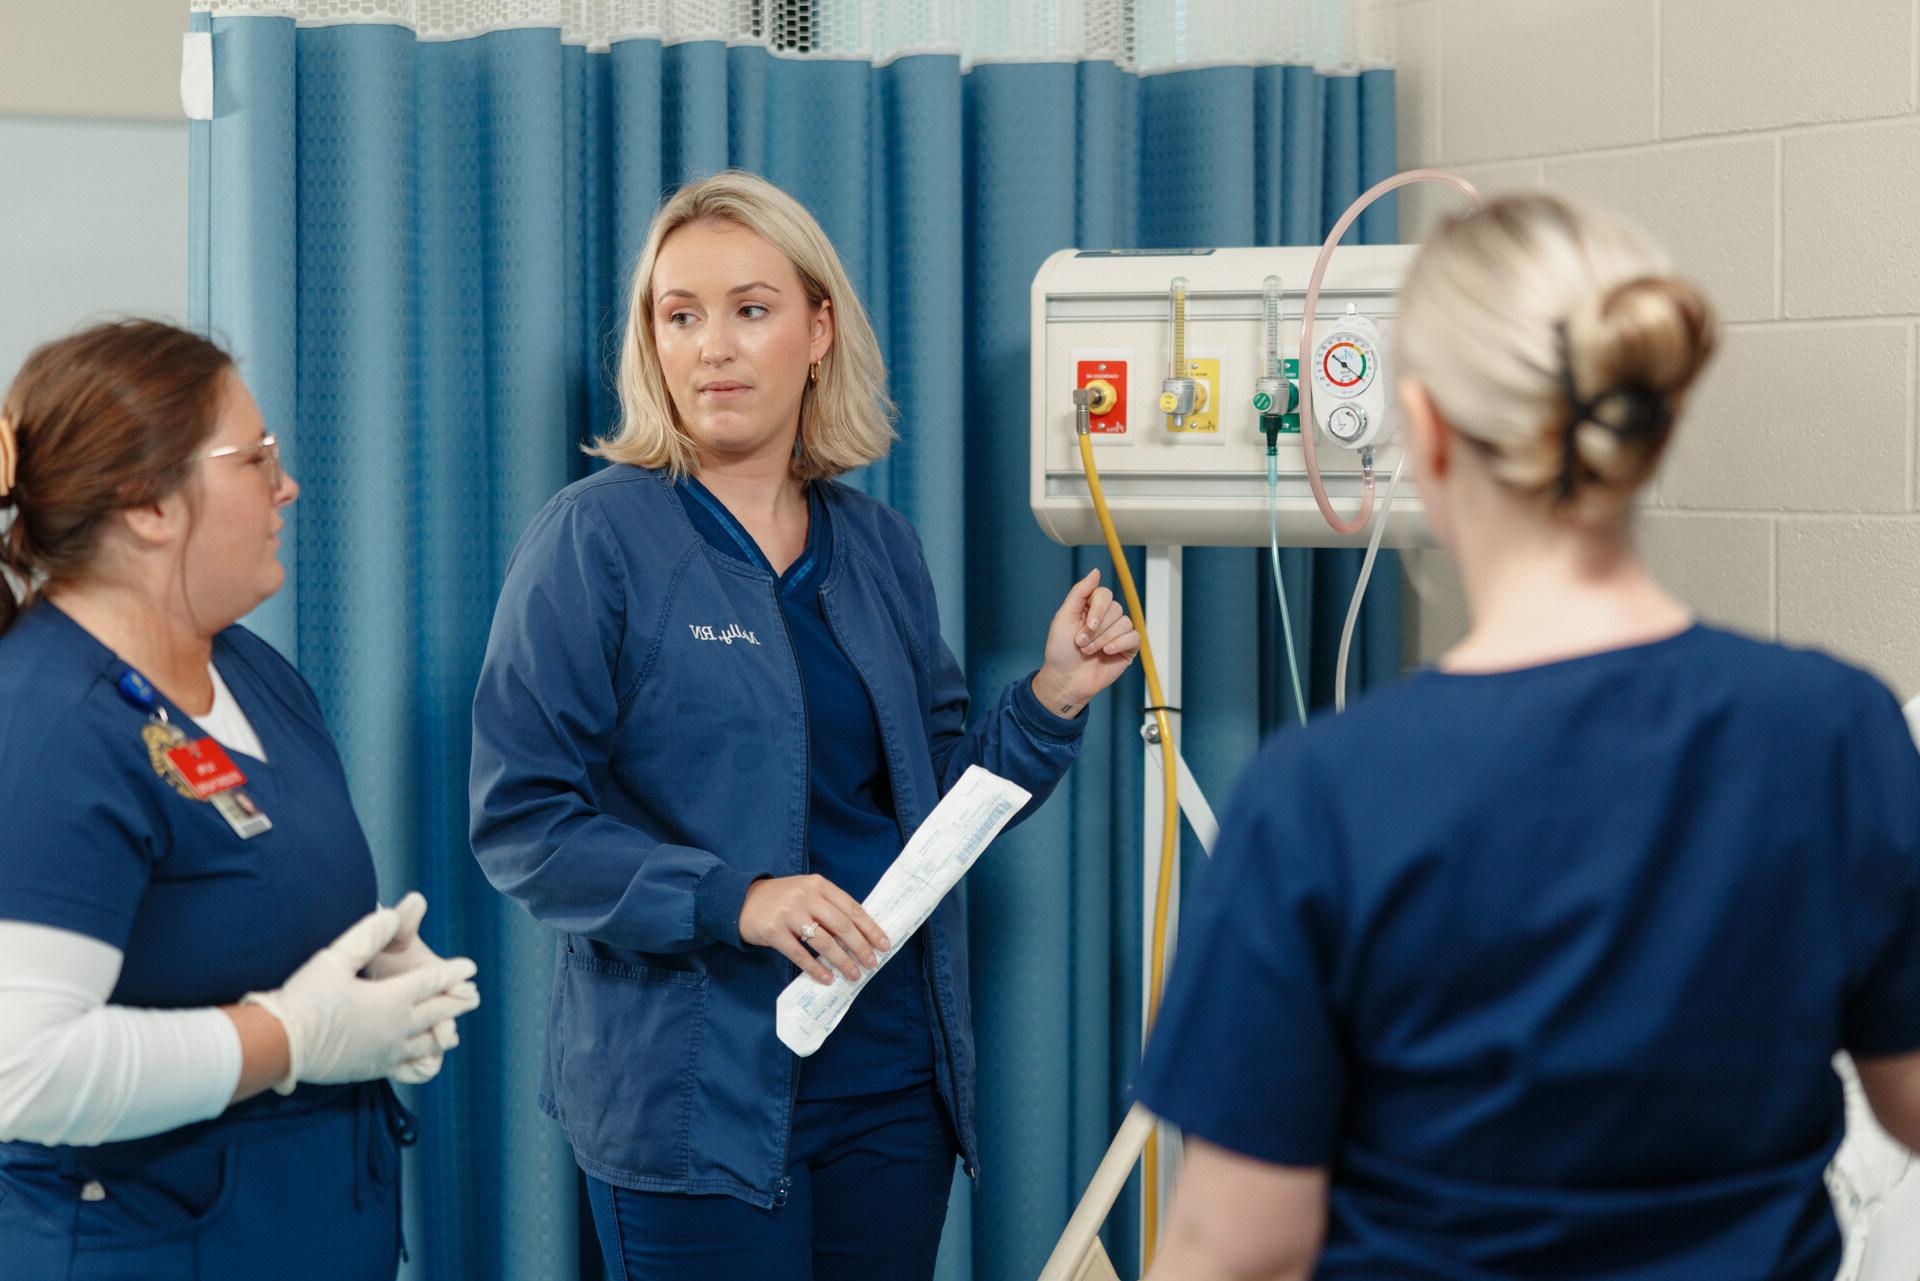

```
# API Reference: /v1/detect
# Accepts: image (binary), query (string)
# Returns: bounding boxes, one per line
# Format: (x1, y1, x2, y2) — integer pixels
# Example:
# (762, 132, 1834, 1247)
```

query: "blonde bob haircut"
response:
(591, 170, 897, 481)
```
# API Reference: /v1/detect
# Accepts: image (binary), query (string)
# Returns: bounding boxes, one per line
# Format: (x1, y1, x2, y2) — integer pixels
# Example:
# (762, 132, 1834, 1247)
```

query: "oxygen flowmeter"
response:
(1158, 277, 1199, 429)
(1253, 275, 1300, 439)
(1311, 304, 1388, 450)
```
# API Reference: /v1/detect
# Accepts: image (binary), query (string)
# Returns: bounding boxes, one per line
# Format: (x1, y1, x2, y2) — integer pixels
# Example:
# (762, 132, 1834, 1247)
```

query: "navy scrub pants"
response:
(0, 1084, 410, 1281)
(586, 1082, 958, 1281)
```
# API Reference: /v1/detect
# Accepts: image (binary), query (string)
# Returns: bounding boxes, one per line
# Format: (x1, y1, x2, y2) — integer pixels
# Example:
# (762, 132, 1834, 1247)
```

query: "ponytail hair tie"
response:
(0, 416, 18, 500)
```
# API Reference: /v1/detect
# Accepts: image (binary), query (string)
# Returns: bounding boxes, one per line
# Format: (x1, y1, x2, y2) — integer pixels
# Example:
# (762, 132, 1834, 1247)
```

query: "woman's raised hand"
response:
(1032, 568, 1140, 719)
(740, 874, 892, 985)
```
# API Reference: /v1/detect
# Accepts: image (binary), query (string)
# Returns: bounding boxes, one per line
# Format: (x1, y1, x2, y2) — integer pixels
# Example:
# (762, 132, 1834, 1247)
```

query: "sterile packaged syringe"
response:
(776, 765, 1031, 1057)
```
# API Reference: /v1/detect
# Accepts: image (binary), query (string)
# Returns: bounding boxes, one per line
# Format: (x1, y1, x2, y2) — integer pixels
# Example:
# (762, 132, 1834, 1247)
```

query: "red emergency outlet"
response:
(1075, 359, 1128, 435)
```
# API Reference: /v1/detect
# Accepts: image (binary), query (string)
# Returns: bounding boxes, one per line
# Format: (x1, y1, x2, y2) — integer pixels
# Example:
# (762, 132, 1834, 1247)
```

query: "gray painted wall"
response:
(0, 2, 188, 384)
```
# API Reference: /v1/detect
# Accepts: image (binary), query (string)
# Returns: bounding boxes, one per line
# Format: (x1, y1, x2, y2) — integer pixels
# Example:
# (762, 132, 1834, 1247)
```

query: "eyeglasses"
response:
(201, 434, 282, 491)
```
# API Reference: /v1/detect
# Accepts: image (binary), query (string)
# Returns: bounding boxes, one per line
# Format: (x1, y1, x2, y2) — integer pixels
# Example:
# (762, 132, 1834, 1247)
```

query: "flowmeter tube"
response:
(1158, 276, 1198, 429)
(1252, 274, 1296, 425)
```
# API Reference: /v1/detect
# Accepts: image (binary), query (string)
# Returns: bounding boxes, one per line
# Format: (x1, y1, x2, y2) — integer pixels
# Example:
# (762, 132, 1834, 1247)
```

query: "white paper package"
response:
(776, 765, 1032, 1057)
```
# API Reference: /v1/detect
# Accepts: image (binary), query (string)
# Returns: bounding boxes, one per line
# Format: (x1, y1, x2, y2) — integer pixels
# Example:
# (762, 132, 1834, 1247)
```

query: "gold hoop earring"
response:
(808, 361, 821, 387)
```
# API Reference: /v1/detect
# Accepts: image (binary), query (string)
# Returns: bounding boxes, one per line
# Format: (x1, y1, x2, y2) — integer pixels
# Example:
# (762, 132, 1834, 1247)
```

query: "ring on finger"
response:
(799, 921, 819, 943)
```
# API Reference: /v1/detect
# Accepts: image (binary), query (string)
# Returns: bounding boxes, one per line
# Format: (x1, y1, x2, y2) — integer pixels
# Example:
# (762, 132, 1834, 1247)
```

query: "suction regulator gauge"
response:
(1314, 331, 1377, 398)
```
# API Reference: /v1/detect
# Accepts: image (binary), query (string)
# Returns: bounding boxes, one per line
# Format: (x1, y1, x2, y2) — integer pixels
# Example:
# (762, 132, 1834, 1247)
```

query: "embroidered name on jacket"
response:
(689, 624, 761, 646)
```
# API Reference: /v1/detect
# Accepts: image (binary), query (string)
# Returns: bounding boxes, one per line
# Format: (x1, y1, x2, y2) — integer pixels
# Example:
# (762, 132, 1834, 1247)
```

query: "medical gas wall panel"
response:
(1030, 246, 1433, 549)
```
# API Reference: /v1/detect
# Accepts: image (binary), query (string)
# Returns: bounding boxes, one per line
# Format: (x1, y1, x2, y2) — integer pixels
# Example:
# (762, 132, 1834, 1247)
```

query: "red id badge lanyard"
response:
(118, 667, 273, 839)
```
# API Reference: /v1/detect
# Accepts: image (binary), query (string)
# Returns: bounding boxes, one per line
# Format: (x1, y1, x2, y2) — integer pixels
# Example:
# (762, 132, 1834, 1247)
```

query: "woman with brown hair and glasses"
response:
(0, 320, 480, 1280)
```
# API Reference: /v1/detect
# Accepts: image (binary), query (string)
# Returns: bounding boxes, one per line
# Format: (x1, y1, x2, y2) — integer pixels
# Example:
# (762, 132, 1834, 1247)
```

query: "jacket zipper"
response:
(771, 569, 808, 1209)
(821, 582, 976, 1180)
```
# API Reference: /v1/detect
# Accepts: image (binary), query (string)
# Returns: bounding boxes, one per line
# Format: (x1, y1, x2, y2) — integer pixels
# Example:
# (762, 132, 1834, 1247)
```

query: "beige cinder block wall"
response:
(1392, 0, 1920, 703)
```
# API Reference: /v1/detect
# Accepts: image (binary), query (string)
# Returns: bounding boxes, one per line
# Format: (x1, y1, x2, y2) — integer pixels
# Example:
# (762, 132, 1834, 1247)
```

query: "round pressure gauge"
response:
(1314, 332, 1377, 398)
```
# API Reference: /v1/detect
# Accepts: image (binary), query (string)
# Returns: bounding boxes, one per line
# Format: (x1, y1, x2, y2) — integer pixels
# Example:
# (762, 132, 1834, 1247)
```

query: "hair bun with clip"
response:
(1552, 321, 1673, 503)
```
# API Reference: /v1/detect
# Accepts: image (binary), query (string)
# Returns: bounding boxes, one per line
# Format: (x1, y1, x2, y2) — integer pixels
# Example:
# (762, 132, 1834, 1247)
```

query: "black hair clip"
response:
(1552, 320, 1671, 504)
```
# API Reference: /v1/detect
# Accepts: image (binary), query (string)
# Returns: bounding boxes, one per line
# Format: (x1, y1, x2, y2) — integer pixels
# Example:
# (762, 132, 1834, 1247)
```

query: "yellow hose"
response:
(1075, 429, 1181, 1268)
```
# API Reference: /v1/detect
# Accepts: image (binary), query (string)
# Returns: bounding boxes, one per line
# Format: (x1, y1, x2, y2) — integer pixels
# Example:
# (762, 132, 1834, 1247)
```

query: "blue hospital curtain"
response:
(187, 4, 1399, 1278)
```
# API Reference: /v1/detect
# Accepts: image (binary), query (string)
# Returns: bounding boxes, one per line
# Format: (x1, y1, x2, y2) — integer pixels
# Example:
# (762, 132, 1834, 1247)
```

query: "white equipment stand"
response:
(1136, 545, 1216, 1254)
(1038, 546, 1225, 1281)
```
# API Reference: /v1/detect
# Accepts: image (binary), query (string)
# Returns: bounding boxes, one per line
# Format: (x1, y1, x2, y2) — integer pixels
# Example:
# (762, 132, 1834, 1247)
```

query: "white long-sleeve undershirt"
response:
(199, 660, 267, 764)
(0, 660, 262, 1147)
(0, 921, 241, 1146)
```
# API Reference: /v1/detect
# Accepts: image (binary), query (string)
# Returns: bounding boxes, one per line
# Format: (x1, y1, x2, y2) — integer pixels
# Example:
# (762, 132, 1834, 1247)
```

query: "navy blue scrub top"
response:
(0, 603, 378, 1010)
(676, 477, 936, 1098)
(1137, 626, 1920, 1280)
(0, 603, 401, 1278)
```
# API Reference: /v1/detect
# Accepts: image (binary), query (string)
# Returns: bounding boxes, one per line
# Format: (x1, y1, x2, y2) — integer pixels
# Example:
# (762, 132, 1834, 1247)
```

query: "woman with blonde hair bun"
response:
(1134, 194, 1920, 1281)
(470, 170, 1139, 1278)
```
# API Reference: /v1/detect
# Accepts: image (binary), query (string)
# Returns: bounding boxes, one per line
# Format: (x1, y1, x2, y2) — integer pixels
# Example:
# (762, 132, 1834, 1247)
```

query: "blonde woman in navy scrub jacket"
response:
(471, 170, 1141, 1280)
(0, 321, 482, 1280)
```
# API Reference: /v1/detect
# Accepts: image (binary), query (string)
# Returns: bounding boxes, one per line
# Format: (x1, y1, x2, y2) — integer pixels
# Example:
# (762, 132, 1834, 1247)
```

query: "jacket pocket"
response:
(555, 954, 709, 1180)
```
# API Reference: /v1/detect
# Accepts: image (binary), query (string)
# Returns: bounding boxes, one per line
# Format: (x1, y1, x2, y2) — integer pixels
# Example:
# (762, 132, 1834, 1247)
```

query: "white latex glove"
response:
(242, 905, 480, 1096)
(364, 891, 471, 1085)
